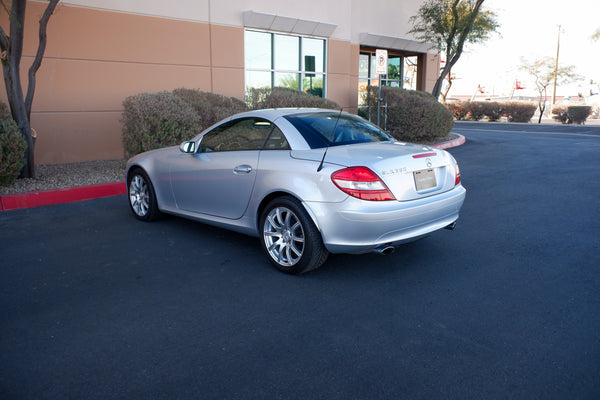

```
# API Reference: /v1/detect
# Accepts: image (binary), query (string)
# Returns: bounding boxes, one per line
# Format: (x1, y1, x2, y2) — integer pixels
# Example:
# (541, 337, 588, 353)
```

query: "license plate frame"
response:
(413, 168, 437, 191)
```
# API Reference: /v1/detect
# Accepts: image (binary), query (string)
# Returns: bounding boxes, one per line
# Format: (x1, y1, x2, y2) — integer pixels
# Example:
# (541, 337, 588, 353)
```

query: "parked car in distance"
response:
(126, 108, 466, 274)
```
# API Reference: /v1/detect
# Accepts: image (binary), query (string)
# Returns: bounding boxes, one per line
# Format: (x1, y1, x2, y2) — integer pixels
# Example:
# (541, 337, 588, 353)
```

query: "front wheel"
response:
(259, 196, 328, 274)
(127, 168, 162, 221)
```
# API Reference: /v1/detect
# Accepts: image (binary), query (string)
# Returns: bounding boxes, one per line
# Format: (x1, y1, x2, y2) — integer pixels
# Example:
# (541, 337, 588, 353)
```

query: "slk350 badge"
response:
(381, 167, 407, 176)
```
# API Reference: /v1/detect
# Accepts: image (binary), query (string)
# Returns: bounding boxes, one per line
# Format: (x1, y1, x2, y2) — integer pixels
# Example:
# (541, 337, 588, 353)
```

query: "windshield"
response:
(284, 112, 393, 149)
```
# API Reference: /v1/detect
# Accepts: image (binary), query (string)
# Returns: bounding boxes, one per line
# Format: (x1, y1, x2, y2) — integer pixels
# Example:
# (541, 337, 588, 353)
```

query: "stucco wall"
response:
(1, 0, 436, 163)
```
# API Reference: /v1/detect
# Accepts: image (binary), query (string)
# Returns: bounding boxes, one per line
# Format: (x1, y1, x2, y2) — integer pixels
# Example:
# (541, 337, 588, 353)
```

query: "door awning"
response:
(359, 32, 435, 55)
(243, 10, 337, 37)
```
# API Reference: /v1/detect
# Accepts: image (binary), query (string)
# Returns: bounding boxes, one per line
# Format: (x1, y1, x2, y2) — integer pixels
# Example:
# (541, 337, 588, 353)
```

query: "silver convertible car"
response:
(126, 108, 465, 274)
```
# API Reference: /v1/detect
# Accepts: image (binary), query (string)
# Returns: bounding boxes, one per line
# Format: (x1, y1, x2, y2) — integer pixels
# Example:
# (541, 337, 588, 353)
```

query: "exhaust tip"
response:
(374, 245, 395, 256)
(444, 222, 457, 231)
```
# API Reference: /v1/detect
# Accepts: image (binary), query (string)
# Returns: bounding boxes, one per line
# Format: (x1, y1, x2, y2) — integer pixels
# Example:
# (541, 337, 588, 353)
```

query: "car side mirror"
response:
(179, 141, 196, 154)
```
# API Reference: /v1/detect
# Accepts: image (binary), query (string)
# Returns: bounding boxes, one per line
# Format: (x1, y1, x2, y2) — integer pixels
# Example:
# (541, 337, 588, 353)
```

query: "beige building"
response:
(1, 0, 438, 164)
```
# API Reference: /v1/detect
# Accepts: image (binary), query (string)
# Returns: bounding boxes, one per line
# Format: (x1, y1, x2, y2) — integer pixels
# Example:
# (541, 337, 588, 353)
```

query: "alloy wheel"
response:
(263, 206, 305, 267)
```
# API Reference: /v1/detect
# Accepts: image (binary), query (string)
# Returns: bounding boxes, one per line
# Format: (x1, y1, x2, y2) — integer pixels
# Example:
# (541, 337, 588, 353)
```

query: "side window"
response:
(199, 118, 273, 152)
(264, 126, 290, 150)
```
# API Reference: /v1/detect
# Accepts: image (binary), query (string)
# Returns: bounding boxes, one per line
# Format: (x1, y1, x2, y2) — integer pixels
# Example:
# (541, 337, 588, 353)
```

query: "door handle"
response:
(233, 165, 252, 174)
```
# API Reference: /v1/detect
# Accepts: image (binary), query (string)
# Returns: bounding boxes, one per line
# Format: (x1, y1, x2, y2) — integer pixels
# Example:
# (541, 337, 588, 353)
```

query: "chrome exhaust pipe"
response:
(374, 245, 395, 256)
(444, 221, 457, 230)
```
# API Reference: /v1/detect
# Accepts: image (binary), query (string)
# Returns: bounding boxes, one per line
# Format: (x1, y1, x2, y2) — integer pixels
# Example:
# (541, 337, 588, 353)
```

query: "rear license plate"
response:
(414, 169, 436, 191)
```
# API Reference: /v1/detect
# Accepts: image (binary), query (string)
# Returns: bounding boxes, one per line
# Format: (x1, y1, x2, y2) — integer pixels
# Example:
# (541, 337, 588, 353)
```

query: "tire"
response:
(127, 168, 162, 221)
(259, 196, 328, 274)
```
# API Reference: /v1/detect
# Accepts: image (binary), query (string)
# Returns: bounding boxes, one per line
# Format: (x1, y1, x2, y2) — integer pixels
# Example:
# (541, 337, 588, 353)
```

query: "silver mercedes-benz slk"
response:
(126, 108, 465, 274)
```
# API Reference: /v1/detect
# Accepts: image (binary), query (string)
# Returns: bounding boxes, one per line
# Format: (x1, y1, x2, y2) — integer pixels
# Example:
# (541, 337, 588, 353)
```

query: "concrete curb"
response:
(431, 133, 466, 150)
(0, 134, 466, 211)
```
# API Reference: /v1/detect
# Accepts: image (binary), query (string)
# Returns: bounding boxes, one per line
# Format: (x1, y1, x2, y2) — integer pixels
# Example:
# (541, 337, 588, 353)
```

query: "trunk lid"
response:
(291, 141, 458, 201)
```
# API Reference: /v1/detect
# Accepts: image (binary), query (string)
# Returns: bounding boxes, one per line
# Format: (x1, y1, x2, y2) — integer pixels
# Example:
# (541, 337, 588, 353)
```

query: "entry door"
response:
(169, 117, 274, 219)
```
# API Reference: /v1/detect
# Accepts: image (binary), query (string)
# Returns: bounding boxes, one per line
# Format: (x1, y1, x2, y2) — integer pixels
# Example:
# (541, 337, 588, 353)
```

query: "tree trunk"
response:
(440, 72, 453, 104)
(537, 88, 547, 124)
(0, 0, 59, 178)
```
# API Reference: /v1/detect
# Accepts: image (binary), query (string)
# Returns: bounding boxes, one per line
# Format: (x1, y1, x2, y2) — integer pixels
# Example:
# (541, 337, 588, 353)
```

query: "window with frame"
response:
(198, 118, 289, 153)
(245, 30, 327, 98)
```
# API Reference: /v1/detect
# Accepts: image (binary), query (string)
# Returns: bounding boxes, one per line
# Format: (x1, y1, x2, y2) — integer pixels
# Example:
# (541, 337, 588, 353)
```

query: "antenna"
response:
(317, 107, 343, 172)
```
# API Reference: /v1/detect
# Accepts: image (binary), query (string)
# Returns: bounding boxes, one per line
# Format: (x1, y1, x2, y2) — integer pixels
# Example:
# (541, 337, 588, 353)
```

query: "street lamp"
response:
(551, 25, 562, 105)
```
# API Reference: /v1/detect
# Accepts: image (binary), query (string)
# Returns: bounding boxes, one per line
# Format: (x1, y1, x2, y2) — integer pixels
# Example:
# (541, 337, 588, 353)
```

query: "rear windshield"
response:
(283, 112, 393, 149)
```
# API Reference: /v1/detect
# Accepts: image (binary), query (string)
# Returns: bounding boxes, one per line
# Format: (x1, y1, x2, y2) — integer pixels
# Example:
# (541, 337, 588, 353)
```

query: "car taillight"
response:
(452, 157, 461, 186)
(331, 167, 396, 201)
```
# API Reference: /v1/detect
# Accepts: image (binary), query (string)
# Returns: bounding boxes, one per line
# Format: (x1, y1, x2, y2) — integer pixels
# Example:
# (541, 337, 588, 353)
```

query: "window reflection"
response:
(274, 35, 299, 71)
(245, 31, 271, 69)
(245, 30, 327, 98)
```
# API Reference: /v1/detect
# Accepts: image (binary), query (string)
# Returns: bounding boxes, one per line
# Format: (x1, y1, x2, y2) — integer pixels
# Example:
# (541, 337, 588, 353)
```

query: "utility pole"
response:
(551, 25, 561, 105)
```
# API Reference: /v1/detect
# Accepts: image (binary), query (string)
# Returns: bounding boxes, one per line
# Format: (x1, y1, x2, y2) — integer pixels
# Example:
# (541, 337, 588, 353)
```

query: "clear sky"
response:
(447, 0, 600, 99)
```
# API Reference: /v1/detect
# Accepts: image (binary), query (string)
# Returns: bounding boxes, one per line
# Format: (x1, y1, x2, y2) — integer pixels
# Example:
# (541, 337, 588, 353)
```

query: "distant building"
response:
(1, 0, 438, 163)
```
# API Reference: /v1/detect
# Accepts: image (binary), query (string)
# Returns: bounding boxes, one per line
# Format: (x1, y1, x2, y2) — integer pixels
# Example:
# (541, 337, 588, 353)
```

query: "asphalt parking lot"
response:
(1, 122, 599, 399)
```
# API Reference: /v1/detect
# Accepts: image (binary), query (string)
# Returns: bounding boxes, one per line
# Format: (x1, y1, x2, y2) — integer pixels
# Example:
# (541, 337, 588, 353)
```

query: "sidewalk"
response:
(0, 134, 466, 211)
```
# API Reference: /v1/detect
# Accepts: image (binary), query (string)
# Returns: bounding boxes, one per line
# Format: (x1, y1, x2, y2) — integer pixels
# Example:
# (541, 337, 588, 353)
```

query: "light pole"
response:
(551, 25, 561, 105)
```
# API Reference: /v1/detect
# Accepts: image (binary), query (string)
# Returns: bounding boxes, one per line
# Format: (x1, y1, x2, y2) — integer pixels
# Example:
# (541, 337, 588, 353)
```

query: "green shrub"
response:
(247, 87, 340, 110)
(0, 111, 27, 184)
(464, 101, 487, 121)
(121, 91, 202, 157)
(364, 86, 453, 141)
(551, 105, 568, 124)
(482, 101, 502, 122)
(502, 101, 537, 123)
(172, 88, 248, 130)
(552, 105, 591, 125)
(0, 101, 12, 119)
(446, 101, 468, 120)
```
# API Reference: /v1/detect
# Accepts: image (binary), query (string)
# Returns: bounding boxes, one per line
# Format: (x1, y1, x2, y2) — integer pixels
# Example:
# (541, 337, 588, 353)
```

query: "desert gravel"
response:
(0, 159, 126, 195)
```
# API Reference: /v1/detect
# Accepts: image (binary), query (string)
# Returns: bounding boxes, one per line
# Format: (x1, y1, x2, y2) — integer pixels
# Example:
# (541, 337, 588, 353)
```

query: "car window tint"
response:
(263, 126, 290, 150)
(284, 112, 392, 149)
(199, 118, 273, 152)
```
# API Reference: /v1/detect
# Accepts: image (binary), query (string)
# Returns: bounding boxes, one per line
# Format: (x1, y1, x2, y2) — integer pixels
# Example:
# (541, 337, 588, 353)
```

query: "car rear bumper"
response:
(304, 185, 466, 254)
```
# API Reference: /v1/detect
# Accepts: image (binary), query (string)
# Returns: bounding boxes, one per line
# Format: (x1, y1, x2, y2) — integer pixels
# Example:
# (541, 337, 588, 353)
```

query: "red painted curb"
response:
(432, 133, 466, 150)
(0, 181, 126, 211)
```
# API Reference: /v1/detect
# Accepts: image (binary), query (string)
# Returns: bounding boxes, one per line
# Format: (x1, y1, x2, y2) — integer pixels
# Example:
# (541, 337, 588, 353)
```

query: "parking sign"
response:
(375, 49, 388, 75)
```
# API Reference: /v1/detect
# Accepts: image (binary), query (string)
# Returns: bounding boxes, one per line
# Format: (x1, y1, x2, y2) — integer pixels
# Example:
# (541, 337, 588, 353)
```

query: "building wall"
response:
(1, 0, 436, 164)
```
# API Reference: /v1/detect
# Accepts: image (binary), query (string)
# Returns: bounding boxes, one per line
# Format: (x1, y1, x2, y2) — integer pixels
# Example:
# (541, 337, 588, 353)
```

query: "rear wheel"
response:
(260, 196, 328, 274)
(127, 168, 161, 221)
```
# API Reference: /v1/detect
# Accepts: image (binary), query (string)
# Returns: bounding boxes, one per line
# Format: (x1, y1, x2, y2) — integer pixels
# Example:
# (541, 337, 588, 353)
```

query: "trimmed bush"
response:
(0, 101, 12, 119)
(0, 106, 27, 184)
(482, 101, 502, 122)
(502, 101, 537, 123)
(446, 101, 468, 120)
(464, 101, 487, 121)
(172, 88, 248, 130)
(364, 86, 453, 141)
(247, 87, 340, 110)
(122, 91, 202, 157)
(552, 105, 569, 124)
(552, 105, 591, 125)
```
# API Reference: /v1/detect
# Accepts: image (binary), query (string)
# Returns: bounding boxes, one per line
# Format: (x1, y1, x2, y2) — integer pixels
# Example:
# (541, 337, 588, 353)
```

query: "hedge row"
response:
(446, 101, 537, 123)
(246, 86, 340, 110)
(122, 87, 342, 157)
(122, 86, 456, 157)
(122, 89, 248, 157)
(551, 105, 591, 125)
(0, 101, 27, 185)
(361, 86, 454, 141)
